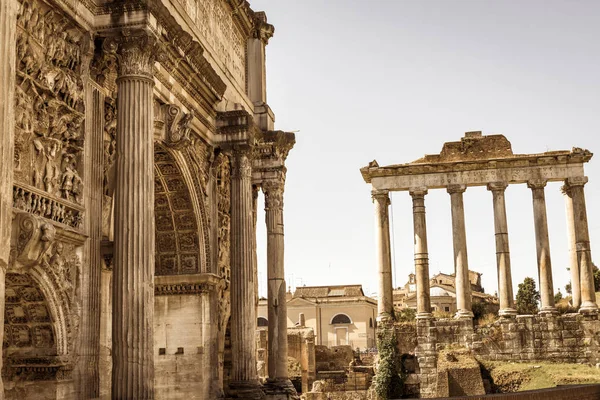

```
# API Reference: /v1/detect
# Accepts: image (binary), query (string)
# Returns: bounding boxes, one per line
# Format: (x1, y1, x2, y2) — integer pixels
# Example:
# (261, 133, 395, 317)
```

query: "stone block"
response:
(563, 338, 577, 347)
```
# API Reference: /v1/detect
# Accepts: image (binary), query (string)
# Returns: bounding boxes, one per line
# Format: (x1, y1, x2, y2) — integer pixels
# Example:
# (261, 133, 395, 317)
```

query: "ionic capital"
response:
(263, 180, 284, 211)
(108, 31, 161, 80)
(527, 179, 547, 190)
(566, 176, 589, 188)
(447, 184, 467, 195)
(371, 190, 390, 206)
(487, 181, 508, 192)
(409, 187, 428, 199)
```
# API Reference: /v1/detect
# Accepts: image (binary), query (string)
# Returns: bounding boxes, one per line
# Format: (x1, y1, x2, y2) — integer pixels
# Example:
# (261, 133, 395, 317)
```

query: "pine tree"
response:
(516, 277, 540, 315)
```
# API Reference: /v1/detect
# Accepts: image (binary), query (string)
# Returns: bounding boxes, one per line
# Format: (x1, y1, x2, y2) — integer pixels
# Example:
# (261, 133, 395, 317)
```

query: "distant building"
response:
(393, 271, 498, 314)
(258, 285, 377, 350)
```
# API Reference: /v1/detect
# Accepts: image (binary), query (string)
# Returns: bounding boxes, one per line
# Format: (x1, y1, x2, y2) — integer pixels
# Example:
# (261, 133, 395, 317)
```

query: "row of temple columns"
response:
(374, 177, 598, 322)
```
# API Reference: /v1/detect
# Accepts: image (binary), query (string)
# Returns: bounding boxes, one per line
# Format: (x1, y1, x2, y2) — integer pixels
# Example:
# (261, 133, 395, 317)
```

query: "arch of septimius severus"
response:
(0, 0, 296, 399)
(361, 132, 599, 321)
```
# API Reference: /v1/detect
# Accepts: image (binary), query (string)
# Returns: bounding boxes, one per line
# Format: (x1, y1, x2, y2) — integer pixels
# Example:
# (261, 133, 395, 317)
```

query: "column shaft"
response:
(563, 185, 581, 308)
(229, 149, 263, 398)
(488, 182, 516, 317)
(112, 34, 157, 399)
(264, 179, 295, 393)
(373, 190, 393, 318)
(410, 188, 431, 319)
(447, 185, 473, 318)
(567, 177, 599, 313)
(528, 181, 556, 314)
(0, 1, 18, 398)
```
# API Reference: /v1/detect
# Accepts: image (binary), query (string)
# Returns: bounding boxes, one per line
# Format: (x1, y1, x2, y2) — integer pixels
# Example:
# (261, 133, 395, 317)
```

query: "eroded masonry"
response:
(0, 0, 296, 399)
(362, 132, 600, 398)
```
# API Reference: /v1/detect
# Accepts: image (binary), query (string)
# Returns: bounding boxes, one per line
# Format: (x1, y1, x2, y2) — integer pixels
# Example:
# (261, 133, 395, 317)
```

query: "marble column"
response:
(0, 1, 18, 398)
(263, 179, 296, 395)
(229, 148, 264, 399)
(447, 185, 473, 319)
(409, 188, 432, 319)
(252, 184, 260, 312)
(562, 185, 581, 308)
(112, 33, 157, 399)
(566, 177, 599, 314)
(373, 190, 394, 319)
(528, 180, 557, 314)
(487, 182, 517, 317)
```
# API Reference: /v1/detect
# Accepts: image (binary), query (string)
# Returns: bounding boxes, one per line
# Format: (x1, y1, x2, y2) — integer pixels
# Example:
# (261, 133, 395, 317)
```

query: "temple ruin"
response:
(361, 132, 600, 397)
(0, 0, 296, 398)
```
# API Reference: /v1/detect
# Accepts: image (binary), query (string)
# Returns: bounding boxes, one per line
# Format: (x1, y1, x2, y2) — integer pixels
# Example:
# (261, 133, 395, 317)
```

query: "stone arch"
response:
(330, 313, 352, 325)
(154, 143, 208, 275)
(4, 273, 59, 358)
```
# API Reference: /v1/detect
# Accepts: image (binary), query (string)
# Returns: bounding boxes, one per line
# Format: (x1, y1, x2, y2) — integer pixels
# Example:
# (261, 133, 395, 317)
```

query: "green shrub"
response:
(373, 323, 404, 399)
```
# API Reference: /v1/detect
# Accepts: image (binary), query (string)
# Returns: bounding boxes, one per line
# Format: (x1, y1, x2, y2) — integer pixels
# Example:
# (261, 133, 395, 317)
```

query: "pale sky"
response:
(250, 0, 600, 300)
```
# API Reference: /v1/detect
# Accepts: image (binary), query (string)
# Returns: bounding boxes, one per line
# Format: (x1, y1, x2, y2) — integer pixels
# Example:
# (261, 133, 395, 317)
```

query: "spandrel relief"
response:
(14, 0, 86, 224)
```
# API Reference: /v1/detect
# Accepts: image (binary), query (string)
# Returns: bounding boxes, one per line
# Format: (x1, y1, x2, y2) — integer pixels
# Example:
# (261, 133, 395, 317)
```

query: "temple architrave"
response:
(0, 0, 296, 399)
(361, 132, 599, 321)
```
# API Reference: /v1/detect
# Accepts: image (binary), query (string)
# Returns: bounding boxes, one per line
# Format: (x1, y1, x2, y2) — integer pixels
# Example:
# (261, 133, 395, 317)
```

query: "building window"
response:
(444, 306, 450, 312)
(257, 317, 268, 327)
(369, 317, 373, 328)
(330, 313, 352, 324)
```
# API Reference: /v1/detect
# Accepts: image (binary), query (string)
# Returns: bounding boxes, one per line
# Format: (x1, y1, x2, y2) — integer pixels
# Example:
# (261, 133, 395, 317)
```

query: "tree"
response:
(516, 277, 540, 315)
(565, 281, 572, 295)
(593, 264, 600, 292)
(554, 289, 563, 304)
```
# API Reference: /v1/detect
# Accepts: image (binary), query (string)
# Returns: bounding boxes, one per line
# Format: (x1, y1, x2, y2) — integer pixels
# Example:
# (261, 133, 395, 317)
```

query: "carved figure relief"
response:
(14, 0, 86, 218)
(214, 152, 231, 336)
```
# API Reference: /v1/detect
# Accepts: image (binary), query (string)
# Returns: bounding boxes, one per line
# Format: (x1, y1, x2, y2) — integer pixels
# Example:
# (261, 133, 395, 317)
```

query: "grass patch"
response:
(480, 360, 600, 392)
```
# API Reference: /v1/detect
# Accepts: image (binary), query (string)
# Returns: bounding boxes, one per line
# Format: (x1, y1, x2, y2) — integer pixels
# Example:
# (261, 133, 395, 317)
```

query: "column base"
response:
(263, 378, 299, 400)
(454, 309, 474, 319)
(376, 312, 394, 323)
(579, 301, 599, 314)
(498, 308, 518, 318)
(226, 380, 265, 399)
(538, 306, 558, 316)
(416, 312, 433, 320)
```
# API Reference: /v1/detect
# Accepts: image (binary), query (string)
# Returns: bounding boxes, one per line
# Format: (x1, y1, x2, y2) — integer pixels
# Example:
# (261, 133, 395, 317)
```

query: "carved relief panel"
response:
(13, 0, 86, 229)
(214, 152, 231, 331)
(194, 0, 247, 88)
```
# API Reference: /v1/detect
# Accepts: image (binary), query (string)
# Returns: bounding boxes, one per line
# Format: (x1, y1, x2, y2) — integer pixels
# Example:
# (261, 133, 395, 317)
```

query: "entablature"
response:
(361, 132, 593, 191)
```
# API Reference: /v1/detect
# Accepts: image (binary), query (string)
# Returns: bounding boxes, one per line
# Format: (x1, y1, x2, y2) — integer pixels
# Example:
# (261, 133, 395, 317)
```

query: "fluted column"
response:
(562, 185, 581, 308)
(410, 188, 432, 319)
(0, 1, 18, 398)
(447, 185, 473, 319)
(373, 190, 394, 319)
(112, 33, 157, 399)
(263, 179, 296, 395)
(566, 177, 598, 314)
(229, 148, 264, 399)
(528, 180, 557, 315)
(487, 182, 517, 317)
(252, 184, 260, 312)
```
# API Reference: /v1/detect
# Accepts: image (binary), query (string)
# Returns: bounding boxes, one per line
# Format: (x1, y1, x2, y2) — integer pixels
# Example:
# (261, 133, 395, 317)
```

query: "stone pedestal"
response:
(487, 182, 517, 317)
(447, 185, 473, 319)
(0, 1, 18, 397)
(112, 33, 157, 399)
(566, 177, 599, 314)
(372, 190, 394, 319)
(563, 185, 581, 308)
(263, 179, 297, 398)
(410, 188, 432, 319)
(228, 148, 264, 399)
(528, 180, 557, 315)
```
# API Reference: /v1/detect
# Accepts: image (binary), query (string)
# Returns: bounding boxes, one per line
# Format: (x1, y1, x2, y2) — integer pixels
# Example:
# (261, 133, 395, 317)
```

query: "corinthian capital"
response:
(110, 31, 161, 79)
(231, 148, 252, 179)
(263, 180, 284, 211)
